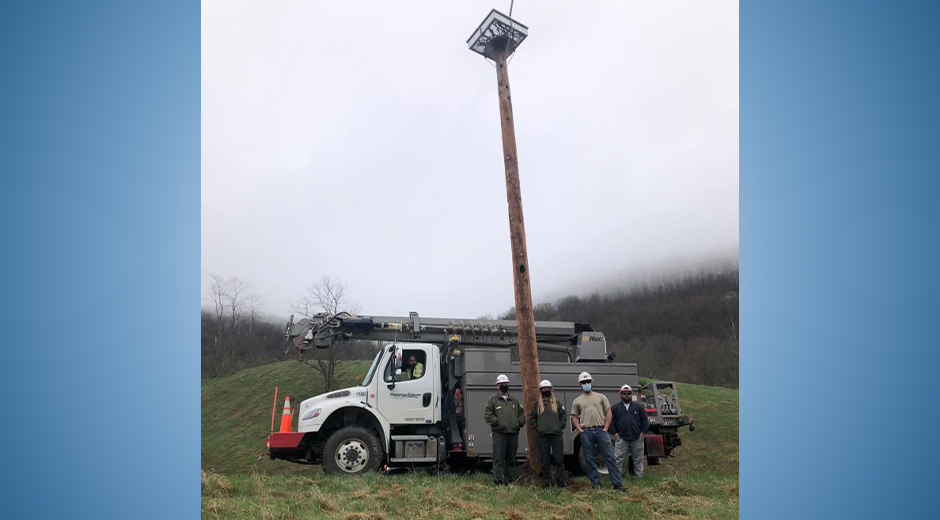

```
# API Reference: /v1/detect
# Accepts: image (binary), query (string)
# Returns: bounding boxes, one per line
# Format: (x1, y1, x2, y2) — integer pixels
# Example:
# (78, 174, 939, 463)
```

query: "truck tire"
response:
(322, 426, 383, 476)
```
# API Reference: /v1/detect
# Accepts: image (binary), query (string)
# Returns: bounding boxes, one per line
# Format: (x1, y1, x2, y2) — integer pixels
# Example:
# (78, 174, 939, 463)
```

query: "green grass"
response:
(202, 360, 373, 475)
(203, 361, 738, 519)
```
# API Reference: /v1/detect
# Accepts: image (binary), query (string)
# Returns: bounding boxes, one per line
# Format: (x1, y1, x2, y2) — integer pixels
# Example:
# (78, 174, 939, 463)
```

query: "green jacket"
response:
(483, 393, 525, 434)
(529, 398, 567, 436)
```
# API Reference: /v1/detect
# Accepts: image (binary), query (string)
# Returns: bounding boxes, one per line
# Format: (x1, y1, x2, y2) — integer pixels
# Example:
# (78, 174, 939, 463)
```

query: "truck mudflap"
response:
(644, 434, 666, 458)
(266, 432, 305, 450)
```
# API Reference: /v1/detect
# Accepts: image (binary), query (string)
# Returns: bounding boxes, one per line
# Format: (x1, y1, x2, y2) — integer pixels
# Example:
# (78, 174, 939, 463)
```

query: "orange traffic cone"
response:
(278, 396, 292, 433)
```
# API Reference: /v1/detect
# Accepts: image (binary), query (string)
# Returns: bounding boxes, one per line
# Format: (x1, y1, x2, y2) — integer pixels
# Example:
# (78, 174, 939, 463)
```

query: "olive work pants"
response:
(491, 432, 519, 484)
(537, 434, 565, 486)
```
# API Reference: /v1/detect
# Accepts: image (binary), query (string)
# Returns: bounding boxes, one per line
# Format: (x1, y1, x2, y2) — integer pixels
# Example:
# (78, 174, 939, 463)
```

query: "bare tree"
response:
(226, 277, 250, 334)
(721, 291, 739, 341)
(292, 276, 359, 390)
(246, 293, 262, 335)
(291, 293, 317, 320)
(208, 273, 228, 336)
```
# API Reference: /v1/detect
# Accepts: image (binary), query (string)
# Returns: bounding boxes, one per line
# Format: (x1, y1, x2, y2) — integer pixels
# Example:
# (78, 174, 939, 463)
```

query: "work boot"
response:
(613, 486, 626, 493)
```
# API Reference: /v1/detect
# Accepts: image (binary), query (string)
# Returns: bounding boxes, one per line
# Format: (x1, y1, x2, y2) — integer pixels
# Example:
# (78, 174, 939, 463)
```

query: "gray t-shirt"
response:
(571, 392, 611, 428)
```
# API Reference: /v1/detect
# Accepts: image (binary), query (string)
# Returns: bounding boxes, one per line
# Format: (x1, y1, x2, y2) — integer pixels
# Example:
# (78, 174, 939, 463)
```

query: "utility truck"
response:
(265, 312, 693, 476)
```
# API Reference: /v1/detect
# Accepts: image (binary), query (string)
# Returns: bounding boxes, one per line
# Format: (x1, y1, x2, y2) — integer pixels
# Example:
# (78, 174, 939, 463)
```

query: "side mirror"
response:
(387, 344, 403, 389)
(392, 344, 403, 371)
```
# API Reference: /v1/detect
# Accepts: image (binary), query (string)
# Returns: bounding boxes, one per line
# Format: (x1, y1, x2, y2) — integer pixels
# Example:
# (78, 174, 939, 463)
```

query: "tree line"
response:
(202, 274, 381, 385)
(201, 274, 284, 378)
(501, 265, 739, 388)
(203, 266, 739, 388)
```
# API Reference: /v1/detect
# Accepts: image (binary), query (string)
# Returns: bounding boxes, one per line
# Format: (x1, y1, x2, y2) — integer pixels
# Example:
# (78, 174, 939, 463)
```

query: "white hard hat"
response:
(620, 384, 633, 392)
(578, 372, 592, 382)
(495, 374, 510, 385)
(538, 380, 553, 389)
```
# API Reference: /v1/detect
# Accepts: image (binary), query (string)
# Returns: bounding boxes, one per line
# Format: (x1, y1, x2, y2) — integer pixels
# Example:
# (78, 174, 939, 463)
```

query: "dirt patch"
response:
(565, 481, 591, 493)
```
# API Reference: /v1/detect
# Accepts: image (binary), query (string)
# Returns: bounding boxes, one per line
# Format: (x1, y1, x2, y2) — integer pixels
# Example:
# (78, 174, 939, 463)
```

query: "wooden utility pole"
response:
(492, 38, 542, 473)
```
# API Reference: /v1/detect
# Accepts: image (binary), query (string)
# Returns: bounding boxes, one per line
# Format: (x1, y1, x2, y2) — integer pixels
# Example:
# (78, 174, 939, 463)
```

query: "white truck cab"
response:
(298, 343, 441, 435)
(289, 343, 444, 474)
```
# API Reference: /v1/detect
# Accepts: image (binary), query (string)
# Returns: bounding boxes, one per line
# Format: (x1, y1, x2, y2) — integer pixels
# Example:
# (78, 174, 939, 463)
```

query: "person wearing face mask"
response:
(529, 380, 567, 487)
(483, 374, 525, 485)
(571, 372, 624, 491)
(611, 384, 650, 480)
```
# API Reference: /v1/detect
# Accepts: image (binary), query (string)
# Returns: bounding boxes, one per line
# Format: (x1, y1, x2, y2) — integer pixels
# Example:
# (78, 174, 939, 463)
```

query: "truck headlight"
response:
(302, 408, 321, 421)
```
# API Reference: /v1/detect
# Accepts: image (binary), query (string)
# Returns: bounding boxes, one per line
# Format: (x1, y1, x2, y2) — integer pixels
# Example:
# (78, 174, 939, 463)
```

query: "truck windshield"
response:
(361, 350, 382, 387)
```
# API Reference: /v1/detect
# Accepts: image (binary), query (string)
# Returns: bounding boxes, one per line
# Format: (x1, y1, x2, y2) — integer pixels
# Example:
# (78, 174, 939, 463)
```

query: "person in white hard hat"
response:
(611, 384, 650, 480)
(571, 372, 624, 491)
(483, 374, 525, 485)
(528, 380, 567, 487)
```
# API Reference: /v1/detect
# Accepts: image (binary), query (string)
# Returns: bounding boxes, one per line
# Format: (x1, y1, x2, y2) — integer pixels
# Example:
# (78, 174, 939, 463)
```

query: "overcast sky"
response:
(201, 0, 739, 320)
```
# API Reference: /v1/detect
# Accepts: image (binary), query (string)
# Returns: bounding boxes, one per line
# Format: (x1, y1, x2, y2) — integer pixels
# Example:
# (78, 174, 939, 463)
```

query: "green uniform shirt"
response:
(529, 398, 567, 436)
(483, 393, 526, 434)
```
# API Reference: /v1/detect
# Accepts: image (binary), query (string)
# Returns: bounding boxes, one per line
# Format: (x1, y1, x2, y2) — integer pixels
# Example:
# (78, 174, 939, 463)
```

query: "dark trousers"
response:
(537, 434, 565, 486)
(492, 432, 519, 484)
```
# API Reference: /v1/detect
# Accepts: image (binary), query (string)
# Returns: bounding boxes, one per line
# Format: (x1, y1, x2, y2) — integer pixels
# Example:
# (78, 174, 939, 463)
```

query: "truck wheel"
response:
(322, 427, 383, 476)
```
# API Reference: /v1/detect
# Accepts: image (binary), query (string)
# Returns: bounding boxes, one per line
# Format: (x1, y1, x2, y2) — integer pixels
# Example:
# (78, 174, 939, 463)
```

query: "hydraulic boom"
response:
(285, 311, 613, 362)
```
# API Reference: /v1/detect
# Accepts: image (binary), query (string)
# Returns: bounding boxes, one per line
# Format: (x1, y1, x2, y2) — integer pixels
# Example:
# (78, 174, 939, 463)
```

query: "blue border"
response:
(1, 2, 199, 517)
(3, 1, 940, 517)
(742, 1, 940, 518)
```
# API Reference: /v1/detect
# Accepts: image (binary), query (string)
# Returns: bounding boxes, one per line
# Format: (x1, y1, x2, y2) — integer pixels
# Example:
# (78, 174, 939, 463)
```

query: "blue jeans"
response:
(580, 429, 623, 488)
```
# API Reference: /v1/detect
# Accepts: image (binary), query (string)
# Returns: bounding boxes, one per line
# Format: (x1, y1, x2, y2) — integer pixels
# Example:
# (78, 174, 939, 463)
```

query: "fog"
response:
(202, 0, 738, 319)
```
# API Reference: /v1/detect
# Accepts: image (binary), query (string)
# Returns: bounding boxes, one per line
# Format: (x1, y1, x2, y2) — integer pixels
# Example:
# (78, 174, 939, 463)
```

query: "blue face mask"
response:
(581, 383, 592, 392)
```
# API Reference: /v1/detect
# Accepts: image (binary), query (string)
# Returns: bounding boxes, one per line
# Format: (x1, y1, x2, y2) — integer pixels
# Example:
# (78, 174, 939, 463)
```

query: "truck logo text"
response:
(389, 392, 421, 399)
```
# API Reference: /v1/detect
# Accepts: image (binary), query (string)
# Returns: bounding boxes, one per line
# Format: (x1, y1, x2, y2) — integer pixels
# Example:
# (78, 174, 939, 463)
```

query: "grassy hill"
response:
(202, 361, 738, 519)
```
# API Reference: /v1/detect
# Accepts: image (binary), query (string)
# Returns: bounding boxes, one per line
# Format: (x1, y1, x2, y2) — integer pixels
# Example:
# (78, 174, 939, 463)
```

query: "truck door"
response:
(376, 346, 435, 426)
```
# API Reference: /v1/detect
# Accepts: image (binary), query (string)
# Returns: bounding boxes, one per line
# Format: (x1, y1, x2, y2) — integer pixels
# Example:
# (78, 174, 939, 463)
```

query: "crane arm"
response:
(284, 311, 604, 360)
